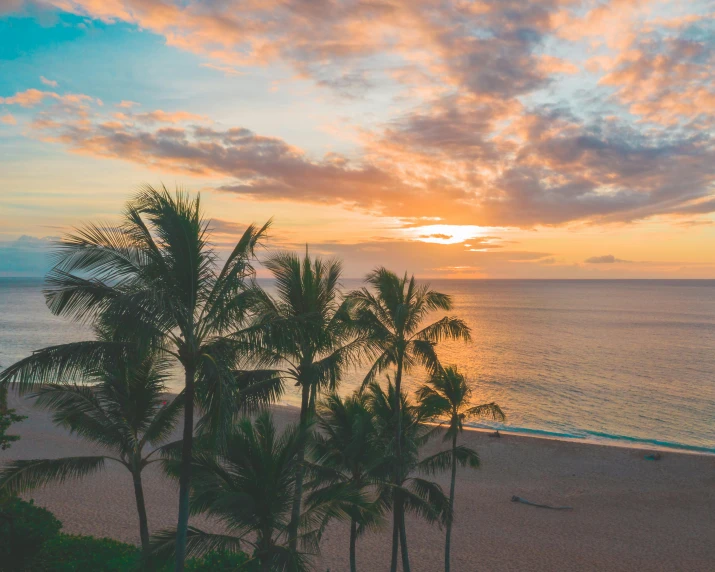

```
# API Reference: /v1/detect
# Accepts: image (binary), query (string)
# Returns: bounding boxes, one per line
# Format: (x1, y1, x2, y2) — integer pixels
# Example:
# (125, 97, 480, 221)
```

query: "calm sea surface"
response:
(1, 278, 714, 453)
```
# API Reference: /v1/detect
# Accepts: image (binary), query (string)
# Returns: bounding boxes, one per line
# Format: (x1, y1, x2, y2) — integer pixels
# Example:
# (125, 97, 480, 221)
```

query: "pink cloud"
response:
(40, 76, 58, 87)
(22, 89, 715, 229)
(601, 35, 714, 127)
(2, 1, 711, 232)
(0, 89, 56, 107)
(133, 110, 207, 124)
(0, 88, 97, 109)
(0, 114, 17, 125)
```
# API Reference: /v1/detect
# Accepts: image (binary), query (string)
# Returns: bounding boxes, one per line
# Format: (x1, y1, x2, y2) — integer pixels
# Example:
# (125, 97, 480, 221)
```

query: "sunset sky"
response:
(1, 0, 713, 278)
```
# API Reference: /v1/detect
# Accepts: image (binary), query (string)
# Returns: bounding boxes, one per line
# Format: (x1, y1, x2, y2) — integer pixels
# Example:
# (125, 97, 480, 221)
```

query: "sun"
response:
(402, 224, 493, 244)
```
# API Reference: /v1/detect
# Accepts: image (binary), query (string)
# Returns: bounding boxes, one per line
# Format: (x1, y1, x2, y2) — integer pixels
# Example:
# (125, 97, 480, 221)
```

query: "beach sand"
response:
(3, 391, 714, 571)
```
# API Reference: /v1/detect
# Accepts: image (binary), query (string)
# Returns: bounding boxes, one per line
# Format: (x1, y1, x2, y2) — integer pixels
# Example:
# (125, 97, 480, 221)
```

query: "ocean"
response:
(1, 278, 714, 454)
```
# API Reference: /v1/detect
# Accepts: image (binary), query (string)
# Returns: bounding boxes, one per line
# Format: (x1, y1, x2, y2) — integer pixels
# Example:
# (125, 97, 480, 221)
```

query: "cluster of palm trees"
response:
(0, 186, 504, 571)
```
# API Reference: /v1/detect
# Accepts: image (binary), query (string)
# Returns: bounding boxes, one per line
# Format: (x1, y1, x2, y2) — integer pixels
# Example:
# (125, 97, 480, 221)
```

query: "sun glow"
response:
(403, 224, 495, 244)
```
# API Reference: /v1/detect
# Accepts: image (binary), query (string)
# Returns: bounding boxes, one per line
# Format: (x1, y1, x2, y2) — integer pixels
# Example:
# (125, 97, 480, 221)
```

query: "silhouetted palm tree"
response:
(349, 269, 470, 572)
(0, 384, 25, 451)
(367, 380, 452, 572)
(0, 348, 181, 557)
(306, 392, 385, 572)
(240, 250, 370, 551)
(0, 186, 273, 571)
(417, 366, 505, 572)
(154, 412, 348, 572)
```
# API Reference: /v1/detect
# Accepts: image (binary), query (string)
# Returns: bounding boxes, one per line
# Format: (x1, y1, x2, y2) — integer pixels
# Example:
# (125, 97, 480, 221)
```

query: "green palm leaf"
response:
(0, 456, 108, 495)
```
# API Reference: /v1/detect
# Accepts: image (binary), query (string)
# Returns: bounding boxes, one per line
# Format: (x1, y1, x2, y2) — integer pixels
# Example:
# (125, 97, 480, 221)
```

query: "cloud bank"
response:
(1, 0, 713, 231)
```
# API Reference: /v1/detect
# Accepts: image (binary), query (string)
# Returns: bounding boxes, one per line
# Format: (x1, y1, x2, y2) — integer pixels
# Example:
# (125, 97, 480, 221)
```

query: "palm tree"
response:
(306, 392, 385, 572)
(348, 268, 470, 572)
(417, 366, 505, 572)
(0, 186, 273, 571)
(366, 380, 452, 572)
(0, 348, 182, 557)
(154, 411, 346, 572)
(239, 250, 369, 551)
(0, 384, 25, 451)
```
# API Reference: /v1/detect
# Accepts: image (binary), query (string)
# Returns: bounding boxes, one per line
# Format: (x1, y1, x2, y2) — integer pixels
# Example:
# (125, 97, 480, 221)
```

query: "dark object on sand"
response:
(511, 496, 573, 510)
(644, 453, 662, 461)
(489, 430, 501, 438)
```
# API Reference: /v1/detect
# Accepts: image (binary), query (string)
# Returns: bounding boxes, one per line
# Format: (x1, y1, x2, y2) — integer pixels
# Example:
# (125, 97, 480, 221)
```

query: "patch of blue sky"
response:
(523, 33, 627, 126)
(0, 10, 379, 159)
(198, 50, 411, 159)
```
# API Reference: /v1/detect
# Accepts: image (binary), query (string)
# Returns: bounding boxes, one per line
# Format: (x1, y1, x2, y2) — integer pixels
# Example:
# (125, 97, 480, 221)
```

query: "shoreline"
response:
(7, 385, 713, 456)
(459, 423, 715, 456)
(138, 394, 715, 457)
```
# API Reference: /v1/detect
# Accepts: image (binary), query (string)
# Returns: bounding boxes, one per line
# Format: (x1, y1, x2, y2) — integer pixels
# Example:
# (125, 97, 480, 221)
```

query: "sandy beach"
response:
(3, 391, 714, 572)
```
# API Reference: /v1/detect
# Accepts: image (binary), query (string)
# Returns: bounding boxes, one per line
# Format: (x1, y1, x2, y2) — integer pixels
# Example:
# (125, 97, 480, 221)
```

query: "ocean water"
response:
(1, 278, 714, 453)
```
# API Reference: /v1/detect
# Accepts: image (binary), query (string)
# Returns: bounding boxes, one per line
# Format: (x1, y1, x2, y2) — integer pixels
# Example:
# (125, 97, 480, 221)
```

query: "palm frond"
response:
(406, 477, 451, 525)
(149, 526, 244, 564)
(414, 316, 471, 344)
(418, 445, 480, 475)
(0, 341, 128, 393)
(141, 391, 185, 447)
(466, 402, 506, 422)
(0, 456, 108, 495)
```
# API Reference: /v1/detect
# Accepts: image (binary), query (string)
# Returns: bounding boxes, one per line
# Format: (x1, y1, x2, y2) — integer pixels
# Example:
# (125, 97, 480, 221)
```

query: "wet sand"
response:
(3, 391, 715, 571)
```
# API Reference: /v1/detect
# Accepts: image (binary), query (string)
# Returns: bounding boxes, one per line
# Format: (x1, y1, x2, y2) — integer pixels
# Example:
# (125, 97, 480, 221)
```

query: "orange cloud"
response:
(133, 110, 207, 124)
(3, 1, 712, 232)
(22, 87, 715, 230)
(0, 88, 55, 107)
(600, 35, 714, 127)
(0, 114, 16, 125)
(0, 88, 96, 109)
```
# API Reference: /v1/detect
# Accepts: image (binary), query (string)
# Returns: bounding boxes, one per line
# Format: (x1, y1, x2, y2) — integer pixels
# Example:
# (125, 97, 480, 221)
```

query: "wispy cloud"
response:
(40, 76, 58, 87)
(585, 255, 631, 264)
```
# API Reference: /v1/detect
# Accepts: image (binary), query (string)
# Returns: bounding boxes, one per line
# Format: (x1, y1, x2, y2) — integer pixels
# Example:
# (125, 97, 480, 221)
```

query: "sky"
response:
(0, 0, 713, 279)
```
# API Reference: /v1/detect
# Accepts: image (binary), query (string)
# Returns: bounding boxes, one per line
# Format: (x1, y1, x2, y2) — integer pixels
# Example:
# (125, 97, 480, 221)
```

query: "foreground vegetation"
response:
(0, 186, 504, 571)
(0, 496, 255, 571)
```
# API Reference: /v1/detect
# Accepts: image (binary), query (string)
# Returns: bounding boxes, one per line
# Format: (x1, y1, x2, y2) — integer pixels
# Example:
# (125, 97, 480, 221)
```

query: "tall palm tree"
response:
(240, 250, 369, 551)
(0, 186, 273, 571)
(367, 380, 452, 572)
(306, 392, 385, 572)
(0, 349, 182, 557)
(417, 366, 505, 572)
(154, 412, 346, 572)
(348, 268, 470, 572)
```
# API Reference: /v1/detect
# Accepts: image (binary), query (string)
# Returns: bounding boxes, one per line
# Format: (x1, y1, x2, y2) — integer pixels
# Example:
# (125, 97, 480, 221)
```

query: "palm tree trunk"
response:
(390, 506, 400, 572)
(175, 365, 195, 572)
(399, 505, 411, 572)
(390, 356, 404, 572)
(0, 384, 7, 414)
(260, 542, 271, 572)
(131, 467, 150, 556)
(349, 517, 358, 572)
(445, 433, 458, 572)
(288, 381, 311, 552)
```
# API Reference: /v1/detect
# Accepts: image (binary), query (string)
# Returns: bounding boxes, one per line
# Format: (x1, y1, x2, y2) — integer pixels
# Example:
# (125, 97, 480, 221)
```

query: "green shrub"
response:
(185, 550, 257, 571)
(33, 534, 141, 571)
(185, 552, 258, 572)
(0, 496, 62, 571)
